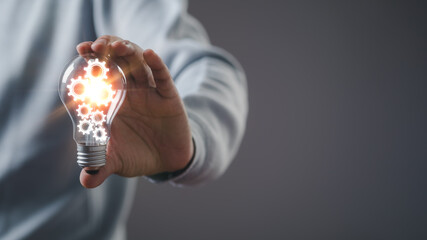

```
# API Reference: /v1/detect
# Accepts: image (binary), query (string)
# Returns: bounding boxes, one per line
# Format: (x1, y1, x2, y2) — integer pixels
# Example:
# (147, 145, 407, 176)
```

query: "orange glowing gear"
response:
(93, 126, 107, 142)
(77, 119, 94, 135)
(76, 103, 92, 119)
(90, 110, 106, 125)
(67, 76, 88, 101)
(84, 58, 109, 80)
(87, 80, 115, 106)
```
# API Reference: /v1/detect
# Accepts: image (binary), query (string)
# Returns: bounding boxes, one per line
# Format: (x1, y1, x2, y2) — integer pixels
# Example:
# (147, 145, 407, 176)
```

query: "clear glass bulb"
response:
(58, 54, 126, 170)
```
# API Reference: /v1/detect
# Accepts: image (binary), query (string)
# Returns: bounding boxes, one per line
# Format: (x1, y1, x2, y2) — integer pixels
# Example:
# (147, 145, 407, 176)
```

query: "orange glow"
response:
(73, 83, 85, 95)
(69, 58, 114, 143)
(84, 58, 109, 80)
(86, 80, 115, 106)
(81, 107, 88, 115)
(91, 65, 103, 78)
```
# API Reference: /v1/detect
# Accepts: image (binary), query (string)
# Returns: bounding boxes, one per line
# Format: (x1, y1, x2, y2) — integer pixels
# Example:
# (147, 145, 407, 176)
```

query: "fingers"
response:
(143, 49, 177, 98)
(76, 41, 93, 56)
(111, 40, 156, 88)
(76, 37, 174, 94)
(91, 35, 122, 54)
(77, 36, 123, 57)
(111, 40, 138, 57)
(78, 36, 155, 88)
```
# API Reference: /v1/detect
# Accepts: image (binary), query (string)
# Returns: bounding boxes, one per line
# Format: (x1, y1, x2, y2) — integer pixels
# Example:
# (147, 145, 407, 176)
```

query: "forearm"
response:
(93, 0, 248, 186)
(169, 55, 248, 186)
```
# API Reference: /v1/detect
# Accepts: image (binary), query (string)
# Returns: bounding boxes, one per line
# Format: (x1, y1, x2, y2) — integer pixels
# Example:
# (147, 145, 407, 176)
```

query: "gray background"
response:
(128, 1, 427, 239)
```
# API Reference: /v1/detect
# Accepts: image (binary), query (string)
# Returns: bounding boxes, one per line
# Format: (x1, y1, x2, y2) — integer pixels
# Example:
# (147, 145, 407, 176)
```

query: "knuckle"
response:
(97, 35, 111, 41)
(100, 35, 112, 39)
(98, 35, 122, 43)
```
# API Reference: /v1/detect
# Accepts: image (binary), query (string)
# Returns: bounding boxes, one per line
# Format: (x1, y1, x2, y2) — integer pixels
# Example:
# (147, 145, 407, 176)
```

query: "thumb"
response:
(79, 161, 116, 188)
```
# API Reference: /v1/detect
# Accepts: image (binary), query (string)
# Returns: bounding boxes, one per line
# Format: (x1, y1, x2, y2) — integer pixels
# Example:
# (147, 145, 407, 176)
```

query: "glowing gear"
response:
(93, 127, 107, 142)
(91, 110, 106, 125)
(84, 58, 109, 80)
(77, 119, 94, 135)
(86, 80, 115, 106)
(76, 103, 92, 119)
(67, 76, 88, 101)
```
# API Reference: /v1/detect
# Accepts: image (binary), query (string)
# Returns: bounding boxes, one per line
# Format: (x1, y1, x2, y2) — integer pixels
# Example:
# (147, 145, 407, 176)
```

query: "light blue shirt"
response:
(0, 0, 248, 239)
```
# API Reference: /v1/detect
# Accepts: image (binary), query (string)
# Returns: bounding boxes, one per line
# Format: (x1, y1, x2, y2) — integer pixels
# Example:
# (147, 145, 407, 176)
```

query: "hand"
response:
(76, 35, 194, 188)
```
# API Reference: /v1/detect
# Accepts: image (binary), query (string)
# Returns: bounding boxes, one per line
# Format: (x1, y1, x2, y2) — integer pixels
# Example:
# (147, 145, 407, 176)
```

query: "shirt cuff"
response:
(145, 117, 206, 186)
(145, 137, 196, 183)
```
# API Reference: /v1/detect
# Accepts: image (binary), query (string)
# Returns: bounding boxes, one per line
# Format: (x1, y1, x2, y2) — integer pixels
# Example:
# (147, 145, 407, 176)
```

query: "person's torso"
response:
(0, 1, 136, 239)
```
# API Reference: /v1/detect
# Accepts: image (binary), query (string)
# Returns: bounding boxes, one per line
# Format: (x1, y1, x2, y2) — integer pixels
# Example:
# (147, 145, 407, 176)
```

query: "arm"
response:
(79, 0, 248, 187)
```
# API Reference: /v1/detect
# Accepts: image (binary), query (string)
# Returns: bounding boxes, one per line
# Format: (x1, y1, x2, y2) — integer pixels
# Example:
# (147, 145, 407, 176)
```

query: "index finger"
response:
(110, 40, 156, 88)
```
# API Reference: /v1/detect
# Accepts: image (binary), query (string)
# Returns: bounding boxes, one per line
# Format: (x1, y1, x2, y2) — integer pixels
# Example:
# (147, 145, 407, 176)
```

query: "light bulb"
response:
(58, 54, 126, 170)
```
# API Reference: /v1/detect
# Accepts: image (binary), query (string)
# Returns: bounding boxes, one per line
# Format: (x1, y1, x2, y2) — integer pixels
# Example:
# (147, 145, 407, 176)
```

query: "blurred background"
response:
(128, 1, 427, 239)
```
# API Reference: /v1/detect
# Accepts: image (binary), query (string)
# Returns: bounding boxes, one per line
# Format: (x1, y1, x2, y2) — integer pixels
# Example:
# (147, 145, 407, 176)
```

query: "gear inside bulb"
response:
(93, 126, 107, 142)
(60, 55, 127, 169)
(66, 58, 115, 106)
(87, 80, 115, 106)
(84, 58, 109, 80)
(77, 119, 93, 135)
(76, 103, 92, 119)
(67, 77, 87, 101)
(66, 58, 113, 138)
(91, 110, 106, 125)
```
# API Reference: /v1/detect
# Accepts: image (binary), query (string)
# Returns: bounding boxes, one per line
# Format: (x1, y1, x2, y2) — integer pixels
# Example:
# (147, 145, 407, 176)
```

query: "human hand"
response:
(76, 35, 194, 188)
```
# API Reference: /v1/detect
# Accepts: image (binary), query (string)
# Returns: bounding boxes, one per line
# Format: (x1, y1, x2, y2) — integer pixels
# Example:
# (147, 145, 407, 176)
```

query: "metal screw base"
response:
(77, 144, 106, 169)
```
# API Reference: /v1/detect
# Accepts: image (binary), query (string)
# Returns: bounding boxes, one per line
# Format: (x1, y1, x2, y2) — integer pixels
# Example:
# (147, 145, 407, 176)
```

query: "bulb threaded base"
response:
(77, 144, 106, 169)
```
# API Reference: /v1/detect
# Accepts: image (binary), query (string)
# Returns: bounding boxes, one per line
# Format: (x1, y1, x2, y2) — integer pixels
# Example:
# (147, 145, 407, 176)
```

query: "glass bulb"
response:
(58, 54, 126, 170)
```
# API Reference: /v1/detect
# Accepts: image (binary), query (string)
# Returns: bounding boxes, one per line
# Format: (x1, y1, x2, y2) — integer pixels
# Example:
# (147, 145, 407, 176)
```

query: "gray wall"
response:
(128, 1, 427, 239)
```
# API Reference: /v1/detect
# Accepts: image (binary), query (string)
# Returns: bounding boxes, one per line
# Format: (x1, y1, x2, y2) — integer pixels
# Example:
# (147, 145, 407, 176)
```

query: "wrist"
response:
(147, 137, 196, 182)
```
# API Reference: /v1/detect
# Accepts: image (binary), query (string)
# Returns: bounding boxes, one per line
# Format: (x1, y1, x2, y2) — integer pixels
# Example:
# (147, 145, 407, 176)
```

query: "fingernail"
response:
(85, 170, 99, 175)
(149, 80, 157, 88)
(122, 40, 130, 45)
(147, 67, 157, 88)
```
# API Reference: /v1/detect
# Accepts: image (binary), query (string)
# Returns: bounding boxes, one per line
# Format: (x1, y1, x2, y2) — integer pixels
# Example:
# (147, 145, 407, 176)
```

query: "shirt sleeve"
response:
(92, 0, 248, 186)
